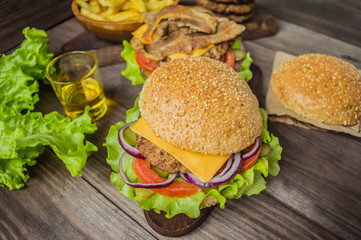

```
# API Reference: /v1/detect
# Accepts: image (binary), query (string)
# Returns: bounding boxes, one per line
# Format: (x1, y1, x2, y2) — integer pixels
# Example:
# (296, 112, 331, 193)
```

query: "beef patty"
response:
(136, 135, 190, 173)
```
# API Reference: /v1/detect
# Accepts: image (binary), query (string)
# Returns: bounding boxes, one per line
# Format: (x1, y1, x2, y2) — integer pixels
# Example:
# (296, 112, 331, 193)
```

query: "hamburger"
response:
(271, 54, 361, 126)
(121, 4, 254, 85)
(105, 57, 282, 218)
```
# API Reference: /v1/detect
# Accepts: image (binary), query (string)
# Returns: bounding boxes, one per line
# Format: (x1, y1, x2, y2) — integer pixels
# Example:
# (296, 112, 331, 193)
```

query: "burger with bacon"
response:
(121, 4, 253, 85)
(105, 56, 282, 218)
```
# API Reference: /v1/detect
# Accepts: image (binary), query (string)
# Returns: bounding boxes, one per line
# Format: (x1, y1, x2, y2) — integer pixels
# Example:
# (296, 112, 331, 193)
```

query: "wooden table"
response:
(1, 0, 361, 239)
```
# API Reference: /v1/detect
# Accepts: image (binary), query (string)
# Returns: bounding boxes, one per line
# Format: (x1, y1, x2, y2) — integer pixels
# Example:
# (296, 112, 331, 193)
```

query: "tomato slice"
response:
(224, 49, 235, 69)
(240, 142, 261, 172)
(218, 49, 235, 69)
(134, 52, 160, 73)
(216, 140, 262, 175)
(132, 158, 201, 198)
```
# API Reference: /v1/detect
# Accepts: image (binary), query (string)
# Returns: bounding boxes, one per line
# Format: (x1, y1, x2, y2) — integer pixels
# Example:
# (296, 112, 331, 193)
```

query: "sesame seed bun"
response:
(271, 54, 361, 125)
(139, 57, 263, 155)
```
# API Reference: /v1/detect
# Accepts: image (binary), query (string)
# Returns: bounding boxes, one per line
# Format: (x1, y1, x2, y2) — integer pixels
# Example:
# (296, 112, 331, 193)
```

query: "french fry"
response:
(77, 0, 175, 22)
(119, 1, 132, 11)
(98, 0, 110, 7)
(107, 0, 127, 8)
(80, 8, 106, 21)
(77, 0, 93, 12)
(89, 0, 101, 13)
(107, 10, 141, 22)
(145, 0, 174, 12)
(129, 0, 147, 13)
(100, 5, 122, 17)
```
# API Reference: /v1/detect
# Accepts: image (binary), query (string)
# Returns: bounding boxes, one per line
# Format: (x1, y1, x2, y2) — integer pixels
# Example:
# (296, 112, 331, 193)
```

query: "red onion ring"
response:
(241, 40, 246, 50)
(234, 60, 242, 72)
(119, 153, 177, 188)
(118, 122, 145, 159)
(179, 153, 243, 187)
(216, 155, 234, 178)
(243, 137, 261, 160)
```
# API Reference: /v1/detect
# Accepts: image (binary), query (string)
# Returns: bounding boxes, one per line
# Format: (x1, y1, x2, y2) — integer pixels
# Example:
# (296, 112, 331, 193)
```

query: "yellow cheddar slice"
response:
(167, 45, 214, 60)
(130, 117, 231, 182)
(132, 24, 150, 44)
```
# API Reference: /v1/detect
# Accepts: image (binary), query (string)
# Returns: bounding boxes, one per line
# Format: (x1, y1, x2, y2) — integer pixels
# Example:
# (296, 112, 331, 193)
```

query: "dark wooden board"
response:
(2, 2, 361, 239)
(62, 31, 115, 53)
(256, 0, 361, 48)
(0, 147, 156, 240)
(0, 0, 73, 53)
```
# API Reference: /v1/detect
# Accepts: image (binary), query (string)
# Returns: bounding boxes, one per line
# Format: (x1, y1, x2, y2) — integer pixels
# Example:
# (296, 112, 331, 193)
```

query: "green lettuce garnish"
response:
(0, 108, 97, 190)
(120, 40, 145, 85)
(0, 27, 98, 190)
(238, 52, 253, 83)
(231, 39, 253, 83)
(230, 39, 242, 49)
(105, 97, 282, 218)
(0, 27, 53, 113)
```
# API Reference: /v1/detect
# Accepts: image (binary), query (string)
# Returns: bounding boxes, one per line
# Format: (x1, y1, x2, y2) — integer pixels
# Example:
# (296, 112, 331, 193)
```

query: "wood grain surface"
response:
(1, 1, 361, 239)
(0, 0, 73, 53)
(256, 0, 361, 48)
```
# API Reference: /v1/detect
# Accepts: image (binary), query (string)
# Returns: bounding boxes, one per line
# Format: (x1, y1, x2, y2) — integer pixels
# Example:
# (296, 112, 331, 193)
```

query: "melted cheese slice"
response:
(167, 45, 214, 60)
(130, 117, 231, 182)
(132, 24, 154, 44)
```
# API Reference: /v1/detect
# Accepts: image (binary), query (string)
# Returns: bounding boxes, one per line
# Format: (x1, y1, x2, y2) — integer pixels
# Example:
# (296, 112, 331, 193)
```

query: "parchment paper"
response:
(265, 51, 361, 137)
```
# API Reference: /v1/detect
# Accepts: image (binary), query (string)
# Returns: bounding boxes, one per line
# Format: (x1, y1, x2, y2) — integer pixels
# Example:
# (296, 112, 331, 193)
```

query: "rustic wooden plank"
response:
(36, 16, 361, 239)
(47, 18, 86, 56)
(266, 122, 361, 240)
(256, 0, 361, 48)
(3, 3, 361, 238)
(0, 149, 156, 240)
(0, 0, 73, 53)
(251, 19, 361, 68)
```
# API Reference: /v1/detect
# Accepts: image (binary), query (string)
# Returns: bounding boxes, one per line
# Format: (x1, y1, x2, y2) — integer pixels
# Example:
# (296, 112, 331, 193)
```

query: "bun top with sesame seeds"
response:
(138, 56, 263, 155)
(271, 54, 361, 126)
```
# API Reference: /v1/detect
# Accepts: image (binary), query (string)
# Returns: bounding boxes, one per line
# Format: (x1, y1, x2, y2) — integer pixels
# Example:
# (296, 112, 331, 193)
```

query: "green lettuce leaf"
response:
(0, 27, 53, 113)
(238, 52, 253, 83)
(0, 108, 97, 190)
(15, 109, 98, 177)
(8, 27, 54, 82)
(125, 93, 141, 123)
(230, 39, 253, 82)
(260, 108, 271, 143)
(0, 27, 98, 190)
(105, 97, 282, 218)
(230, 39, 242, 49)
(120, 40, 145, 86)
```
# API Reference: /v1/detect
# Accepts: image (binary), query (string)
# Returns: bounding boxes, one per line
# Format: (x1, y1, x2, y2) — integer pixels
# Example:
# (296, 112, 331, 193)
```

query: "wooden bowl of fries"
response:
(72, 0, 143, 42)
